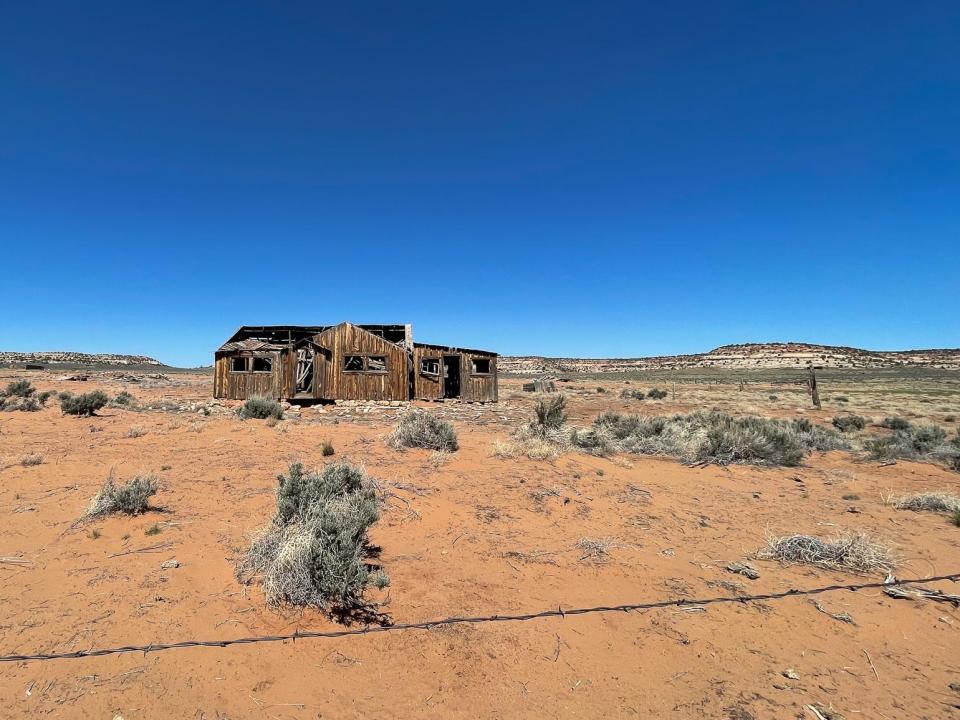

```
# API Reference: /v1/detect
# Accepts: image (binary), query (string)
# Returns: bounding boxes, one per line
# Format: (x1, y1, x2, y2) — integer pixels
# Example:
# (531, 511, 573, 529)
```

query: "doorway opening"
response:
(295, 346, 315, 397)
(442, 355, 461, 399)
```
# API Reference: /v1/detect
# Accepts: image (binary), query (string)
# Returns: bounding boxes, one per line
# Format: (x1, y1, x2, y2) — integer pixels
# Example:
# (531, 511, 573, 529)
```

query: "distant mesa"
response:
(500, 342, 960, 373)
(0, 351, 164, 368)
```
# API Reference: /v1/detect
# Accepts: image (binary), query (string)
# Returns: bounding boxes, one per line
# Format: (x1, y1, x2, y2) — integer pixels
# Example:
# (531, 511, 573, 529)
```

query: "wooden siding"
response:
(311, 323, 408, 401)
(412, 346, 443, 400)
(213, 351, 285, 400)
(461, 352, 498, 402)
(413, 346, 498, 402)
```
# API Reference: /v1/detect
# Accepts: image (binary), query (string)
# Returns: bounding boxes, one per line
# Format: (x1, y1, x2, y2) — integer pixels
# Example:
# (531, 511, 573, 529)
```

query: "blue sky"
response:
(1, 2, 957, 366)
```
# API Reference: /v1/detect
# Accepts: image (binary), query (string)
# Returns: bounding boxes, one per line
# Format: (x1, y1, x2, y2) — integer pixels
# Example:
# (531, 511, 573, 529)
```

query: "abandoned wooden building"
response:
(214, 322, 498, 403)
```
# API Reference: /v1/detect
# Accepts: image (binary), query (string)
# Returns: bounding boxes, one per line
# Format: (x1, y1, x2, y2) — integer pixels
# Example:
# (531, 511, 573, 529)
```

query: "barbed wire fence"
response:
(2, 572, 957, 663)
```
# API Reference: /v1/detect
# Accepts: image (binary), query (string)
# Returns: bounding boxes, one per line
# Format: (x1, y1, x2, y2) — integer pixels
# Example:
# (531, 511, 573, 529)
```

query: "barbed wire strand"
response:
(2, 572, 957, 664)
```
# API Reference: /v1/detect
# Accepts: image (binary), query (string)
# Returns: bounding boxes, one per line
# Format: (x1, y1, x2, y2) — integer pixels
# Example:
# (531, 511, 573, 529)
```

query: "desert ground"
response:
(1, 368, 959, 719)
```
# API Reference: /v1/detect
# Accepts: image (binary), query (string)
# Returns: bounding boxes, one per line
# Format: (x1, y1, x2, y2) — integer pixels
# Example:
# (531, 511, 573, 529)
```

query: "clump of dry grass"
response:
(890, 492, 960, 514)
(86, 473, 158, 517)
(495, 394, 573, 460)
(757, 532, 895, 574)
(125, 425, 147, 438)
(494, 425, 570, 460)
(388, 410, 458, 452)
(20, 453, 43, 466)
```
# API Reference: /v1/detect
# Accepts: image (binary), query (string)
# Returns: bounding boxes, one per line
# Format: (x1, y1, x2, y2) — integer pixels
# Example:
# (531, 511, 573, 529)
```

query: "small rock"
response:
(160, 559, 180, 569)
(782, 668, 800, 680)
(726, 562, 760, 580)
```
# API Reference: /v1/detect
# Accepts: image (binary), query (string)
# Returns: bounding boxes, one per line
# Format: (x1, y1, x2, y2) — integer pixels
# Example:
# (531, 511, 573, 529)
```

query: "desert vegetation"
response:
(60, 390, 109, 416)
(238, 397, 284, 420)
(864, 423, 960, 470)
(889, 491, 960, 514)
(619, 387, 668, 400)
(757, 532, 895, 574)
(0, 380, 53, 411)
(571, 412, 847, 466)
(831, 414, 866, 433)
(86, 473, 159, 517)
(236, 461, 387, 609)
(494, 394, 571, 459)
(388, 410, 458, 451)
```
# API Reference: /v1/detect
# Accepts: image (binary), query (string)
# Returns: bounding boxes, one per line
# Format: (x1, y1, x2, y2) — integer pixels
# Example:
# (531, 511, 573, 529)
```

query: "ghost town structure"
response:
(214, 322, 497, 403)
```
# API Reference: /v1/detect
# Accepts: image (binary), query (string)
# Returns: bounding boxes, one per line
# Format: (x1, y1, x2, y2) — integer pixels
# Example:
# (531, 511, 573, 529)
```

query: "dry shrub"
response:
(236, 461, 386, 610)
(111, 391, 137, 407)
(879, 416, 912, 431)
(60, 391, 109, 416)
(757, 532, 894, 574)
(125, 425, 147, 438)
(2, 395, 44, 412)
(3, 380, 34, 398)
(573, 411, 841, 467)
(388, 410, 458, 452)
(865, 425, 960, 472)
(891, 492, 960, 514)
(831, 415, 866, 433)
(86, 473, 158, 517)
(20, 453, 43, 466)
(533, 394, 567, 430)
(238, 397, 283, 420)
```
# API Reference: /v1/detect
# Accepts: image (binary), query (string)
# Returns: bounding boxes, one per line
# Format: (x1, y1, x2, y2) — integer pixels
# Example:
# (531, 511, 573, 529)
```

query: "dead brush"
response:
(757, 532, 895, 574)
(496, 396, 572, 460)
(125, 425, 148, 438)
(575, 536, 621, 562)
(890, 491, 960, 514)
(20, 453, 43, 466)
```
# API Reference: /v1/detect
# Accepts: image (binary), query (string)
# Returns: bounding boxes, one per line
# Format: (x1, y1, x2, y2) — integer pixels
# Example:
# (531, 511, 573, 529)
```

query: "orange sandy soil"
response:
(1, 371, 959, 719)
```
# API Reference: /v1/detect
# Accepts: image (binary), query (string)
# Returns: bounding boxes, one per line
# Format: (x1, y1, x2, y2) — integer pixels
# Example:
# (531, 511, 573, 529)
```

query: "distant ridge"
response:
(0, 351, 164, 367)
(501, 342, 960, 373)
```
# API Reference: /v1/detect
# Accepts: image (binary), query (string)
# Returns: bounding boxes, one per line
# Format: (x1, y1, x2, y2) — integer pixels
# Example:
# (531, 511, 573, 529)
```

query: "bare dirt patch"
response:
(0, 369, 958, 718)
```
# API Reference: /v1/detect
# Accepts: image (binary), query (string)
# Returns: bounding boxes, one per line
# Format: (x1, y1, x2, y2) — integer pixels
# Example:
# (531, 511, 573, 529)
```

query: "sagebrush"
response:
(388, 410, 458, 451)
(571, 411, 848, 466)
(86, 473, 158, 517)
(865, 424, 959, 470)
(236, 461, 386, 609)
(60, 390, 109, 416)
(238, 397, 284, 420)
(832, 415, 866, 433)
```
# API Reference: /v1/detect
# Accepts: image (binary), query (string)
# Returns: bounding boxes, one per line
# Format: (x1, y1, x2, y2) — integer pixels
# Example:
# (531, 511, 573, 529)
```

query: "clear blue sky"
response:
(1, 2, 957, 366)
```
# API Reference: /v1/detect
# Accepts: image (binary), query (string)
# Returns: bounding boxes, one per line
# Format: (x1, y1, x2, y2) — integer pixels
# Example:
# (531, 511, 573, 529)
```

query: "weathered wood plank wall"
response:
(311, 323, 408, 401)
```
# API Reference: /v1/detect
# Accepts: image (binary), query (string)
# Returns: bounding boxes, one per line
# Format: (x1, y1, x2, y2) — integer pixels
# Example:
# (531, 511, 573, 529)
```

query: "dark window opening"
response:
(344, 355, 364, 372)
(231, 356, 248, 372)
(471, 358, 491, 374)
(252, 356, 273, 373)
(367, 356, 387, 372)
(420, 357, 440, 376)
